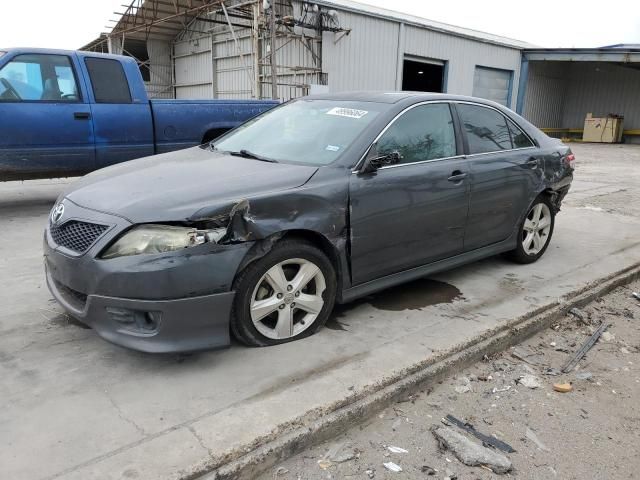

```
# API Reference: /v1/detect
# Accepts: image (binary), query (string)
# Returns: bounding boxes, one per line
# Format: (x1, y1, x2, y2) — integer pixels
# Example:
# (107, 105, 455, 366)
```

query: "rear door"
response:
(80, 56, 154, 169)
(349, 102, 470, 284)
(455, 102, 540, 250)
(0, 52, 94, 179)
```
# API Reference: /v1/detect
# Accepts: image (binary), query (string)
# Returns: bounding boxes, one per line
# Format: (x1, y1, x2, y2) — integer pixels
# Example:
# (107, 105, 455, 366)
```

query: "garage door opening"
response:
(402, 59, 444, 93)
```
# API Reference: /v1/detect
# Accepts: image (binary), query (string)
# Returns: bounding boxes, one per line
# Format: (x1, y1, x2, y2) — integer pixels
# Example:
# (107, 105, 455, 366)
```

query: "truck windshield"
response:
(213, 99, 386, 165)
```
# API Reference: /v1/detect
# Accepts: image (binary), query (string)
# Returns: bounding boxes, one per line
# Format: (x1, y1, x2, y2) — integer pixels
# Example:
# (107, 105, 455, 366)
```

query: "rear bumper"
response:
(46, 264, 235, 353)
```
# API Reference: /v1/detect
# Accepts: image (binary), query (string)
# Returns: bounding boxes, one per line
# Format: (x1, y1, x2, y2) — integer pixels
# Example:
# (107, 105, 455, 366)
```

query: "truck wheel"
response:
(505, 195, 555, 264)
(230, 240, 337, 346)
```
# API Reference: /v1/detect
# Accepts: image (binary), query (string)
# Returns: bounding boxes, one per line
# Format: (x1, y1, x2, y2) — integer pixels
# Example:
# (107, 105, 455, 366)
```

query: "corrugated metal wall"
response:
(523, 62, 567, 128)
(321, 13, 522, 109)
(174, 34, 214, 99)
(321, 11, 400, 92)
(404, 25, 521, 108)
(162, 1, 522, 105)
(523, 61, 640, 131)
(147, 40, 173, 99)
(562, 62, 640, 130)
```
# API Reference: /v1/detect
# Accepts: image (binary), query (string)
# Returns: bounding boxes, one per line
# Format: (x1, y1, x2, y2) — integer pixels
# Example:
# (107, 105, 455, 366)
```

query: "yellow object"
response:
(582, 113, 624, 143)
(553, 383, 573, 393)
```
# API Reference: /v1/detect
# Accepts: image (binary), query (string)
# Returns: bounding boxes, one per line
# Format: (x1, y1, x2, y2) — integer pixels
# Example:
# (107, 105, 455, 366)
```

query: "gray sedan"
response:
(44, 92, 574, 352)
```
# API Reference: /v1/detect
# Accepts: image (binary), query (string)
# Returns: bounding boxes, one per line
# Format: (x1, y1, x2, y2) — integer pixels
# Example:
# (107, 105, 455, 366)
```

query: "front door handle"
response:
(73, 112, 91, 120)
(447, 170, 467, 183)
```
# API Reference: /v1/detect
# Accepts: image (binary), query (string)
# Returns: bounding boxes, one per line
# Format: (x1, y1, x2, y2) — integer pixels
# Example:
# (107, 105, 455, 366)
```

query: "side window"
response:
(0, 54, 79, 102)
(84, 58, 132, 104)
(507, 118, 535, 149)
(376, 103, 457, 164)
(457, 104, 511, 154)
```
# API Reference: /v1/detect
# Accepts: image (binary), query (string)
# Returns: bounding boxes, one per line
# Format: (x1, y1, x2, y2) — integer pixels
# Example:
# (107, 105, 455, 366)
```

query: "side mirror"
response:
(361, 148, 403, 174)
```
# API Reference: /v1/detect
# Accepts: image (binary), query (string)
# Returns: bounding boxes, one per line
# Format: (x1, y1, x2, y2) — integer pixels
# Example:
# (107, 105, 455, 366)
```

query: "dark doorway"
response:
(402, 59, 444, 93)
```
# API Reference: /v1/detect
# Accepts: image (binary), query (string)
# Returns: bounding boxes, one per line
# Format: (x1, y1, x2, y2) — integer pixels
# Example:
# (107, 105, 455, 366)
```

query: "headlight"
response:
(101, 224, 226, 259)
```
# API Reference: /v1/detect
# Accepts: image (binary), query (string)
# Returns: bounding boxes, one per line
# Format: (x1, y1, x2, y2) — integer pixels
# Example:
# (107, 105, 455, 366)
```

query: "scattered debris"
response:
(320, 441, 358, 464)
(553, 383, 573, 393)
(620, 347, 630, 354)
(517, 374, 542, 389)
(492, 385, 512, 393)
(387, 446, 408, 454)
(444, 414, 516, 453)
(525, 428, 550, 452)
(365, 468, 375, 479)
(632, 292, 640, 301)
(544, 368, 562, 376)
(432, 427, 513, 474)
(272, 466, 288, 478)
(383, 461, 402, 473)
(601, 331, 616, 342)
(421, 465, 437, 475)
(511, 346, 546, 366)
(575, 371, 593, 381)
(454, 376, 473, 394)
(568, 307, 588, 324)
(444, 467, 458, 479)
(561, 323, 611, 373)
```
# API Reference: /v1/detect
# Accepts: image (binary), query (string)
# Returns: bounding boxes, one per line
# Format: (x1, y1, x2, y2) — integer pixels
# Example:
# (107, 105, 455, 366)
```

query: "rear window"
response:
(84, 57, 131, 104)
(457, 103, 512, 154)
(507, 118, 535, 149)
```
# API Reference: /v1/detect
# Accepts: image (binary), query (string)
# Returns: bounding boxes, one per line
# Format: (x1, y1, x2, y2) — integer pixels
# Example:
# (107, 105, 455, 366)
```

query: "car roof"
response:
(303, 90, 506, 108)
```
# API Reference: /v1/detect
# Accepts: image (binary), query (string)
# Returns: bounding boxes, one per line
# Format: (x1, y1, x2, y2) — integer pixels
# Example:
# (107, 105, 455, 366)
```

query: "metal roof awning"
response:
(523, 47, 640, 63)
(106, 0, 253, 42)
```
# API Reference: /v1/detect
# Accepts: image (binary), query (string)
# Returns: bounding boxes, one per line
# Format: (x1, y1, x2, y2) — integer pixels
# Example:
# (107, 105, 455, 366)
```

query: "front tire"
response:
(505, 195, 555, 264)
(230, 240, 337, 346)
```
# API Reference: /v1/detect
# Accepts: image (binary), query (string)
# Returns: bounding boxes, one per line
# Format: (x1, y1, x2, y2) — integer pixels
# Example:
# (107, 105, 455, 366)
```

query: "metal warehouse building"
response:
(84, 0, 640, 142)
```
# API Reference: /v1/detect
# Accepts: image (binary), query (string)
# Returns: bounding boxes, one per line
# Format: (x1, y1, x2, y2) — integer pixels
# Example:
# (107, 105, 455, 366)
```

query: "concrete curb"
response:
(195, 262, 640, 480)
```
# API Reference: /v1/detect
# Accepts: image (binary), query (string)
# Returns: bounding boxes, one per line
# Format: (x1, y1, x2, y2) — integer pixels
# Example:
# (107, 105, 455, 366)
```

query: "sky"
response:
(0, 0, 639, 49)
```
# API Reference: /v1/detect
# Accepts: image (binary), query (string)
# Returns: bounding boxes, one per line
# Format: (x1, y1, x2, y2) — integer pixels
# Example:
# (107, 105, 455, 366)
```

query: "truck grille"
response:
(50, 221, 109, 254)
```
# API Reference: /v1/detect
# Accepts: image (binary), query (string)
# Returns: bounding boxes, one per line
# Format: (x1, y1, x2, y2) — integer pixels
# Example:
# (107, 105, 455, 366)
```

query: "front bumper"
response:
(44, 199, 253, 353)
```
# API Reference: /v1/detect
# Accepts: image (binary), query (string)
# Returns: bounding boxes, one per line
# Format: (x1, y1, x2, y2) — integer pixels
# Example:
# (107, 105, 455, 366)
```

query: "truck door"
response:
(0, 52, 94, 179)
(80, 56, 154, 169)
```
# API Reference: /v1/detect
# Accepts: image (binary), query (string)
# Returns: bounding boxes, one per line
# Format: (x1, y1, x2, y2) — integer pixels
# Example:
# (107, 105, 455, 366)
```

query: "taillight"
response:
(564, 153, 575, 169)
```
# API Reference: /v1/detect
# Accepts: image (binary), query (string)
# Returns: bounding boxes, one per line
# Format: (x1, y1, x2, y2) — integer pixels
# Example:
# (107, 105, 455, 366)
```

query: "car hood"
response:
(63, 147, 319, 223)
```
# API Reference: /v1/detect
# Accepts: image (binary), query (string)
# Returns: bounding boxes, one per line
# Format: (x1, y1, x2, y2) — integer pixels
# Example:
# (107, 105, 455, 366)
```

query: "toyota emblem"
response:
(51, 204, 65, 224)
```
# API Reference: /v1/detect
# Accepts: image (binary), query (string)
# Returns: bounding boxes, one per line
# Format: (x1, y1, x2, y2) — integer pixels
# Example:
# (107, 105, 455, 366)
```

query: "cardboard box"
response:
(583, 113, 624, 143)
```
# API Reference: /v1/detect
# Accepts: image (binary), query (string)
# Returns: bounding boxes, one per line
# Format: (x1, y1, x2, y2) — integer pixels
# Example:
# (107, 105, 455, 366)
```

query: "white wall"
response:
(322, 10, 523, 109)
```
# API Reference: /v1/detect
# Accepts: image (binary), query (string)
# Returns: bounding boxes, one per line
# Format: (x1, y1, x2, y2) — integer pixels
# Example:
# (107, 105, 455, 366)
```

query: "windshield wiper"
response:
(229, 149, 278, 163)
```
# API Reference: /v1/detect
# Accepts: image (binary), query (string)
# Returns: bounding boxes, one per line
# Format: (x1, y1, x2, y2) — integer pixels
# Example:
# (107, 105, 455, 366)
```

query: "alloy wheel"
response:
(250, 258, 326, 340)
(522, 202, 552, 255)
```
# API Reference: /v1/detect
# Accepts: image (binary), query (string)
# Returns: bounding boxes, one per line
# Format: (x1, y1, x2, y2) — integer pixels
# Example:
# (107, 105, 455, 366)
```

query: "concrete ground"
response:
(256, 279, 640, 480)
(1, 144, 639, 480)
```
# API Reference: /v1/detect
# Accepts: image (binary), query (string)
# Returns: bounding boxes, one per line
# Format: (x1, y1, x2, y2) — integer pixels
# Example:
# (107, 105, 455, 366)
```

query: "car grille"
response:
(50, 220, 109, 254)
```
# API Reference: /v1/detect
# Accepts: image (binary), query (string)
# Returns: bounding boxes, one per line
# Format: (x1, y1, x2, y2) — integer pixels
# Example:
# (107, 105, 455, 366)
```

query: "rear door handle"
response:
(526, 157, 539, 168)
(73, 112, 91, 120)
(447, 170, 467, 182)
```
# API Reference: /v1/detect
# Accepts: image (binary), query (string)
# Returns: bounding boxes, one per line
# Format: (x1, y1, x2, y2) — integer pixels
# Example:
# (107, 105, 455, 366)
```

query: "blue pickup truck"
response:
(0, 48, 278, 180)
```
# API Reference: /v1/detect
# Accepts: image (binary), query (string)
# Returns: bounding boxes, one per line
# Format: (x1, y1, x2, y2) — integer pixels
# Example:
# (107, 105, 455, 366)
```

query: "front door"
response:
(349, 102, 470, 285)
(0, 53, 94, 179)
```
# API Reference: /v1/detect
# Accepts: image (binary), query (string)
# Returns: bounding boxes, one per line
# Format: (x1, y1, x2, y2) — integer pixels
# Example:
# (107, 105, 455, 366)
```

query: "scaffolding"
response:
(81, 0, 350, 100)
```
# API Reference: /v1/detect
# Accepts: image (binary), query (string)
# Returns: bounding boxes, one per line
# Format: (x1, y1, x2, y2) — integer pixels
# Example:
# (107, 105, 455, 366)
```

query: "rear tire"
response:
(230, 240, 337, 347)
(505, 195, 555, 264)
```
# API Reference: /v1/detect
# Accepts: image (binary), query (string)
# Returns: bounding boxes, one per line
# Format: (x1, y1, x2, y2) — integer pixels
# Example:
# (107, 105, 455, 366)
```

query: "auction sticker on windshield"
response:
(326, 107, 369, 119)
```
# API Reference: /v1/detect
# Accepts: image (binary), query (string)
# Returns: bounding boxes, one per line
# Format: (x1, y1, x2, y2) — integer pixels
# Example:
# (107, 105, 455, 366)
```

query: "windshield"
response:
(213, 99, 386, 165)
